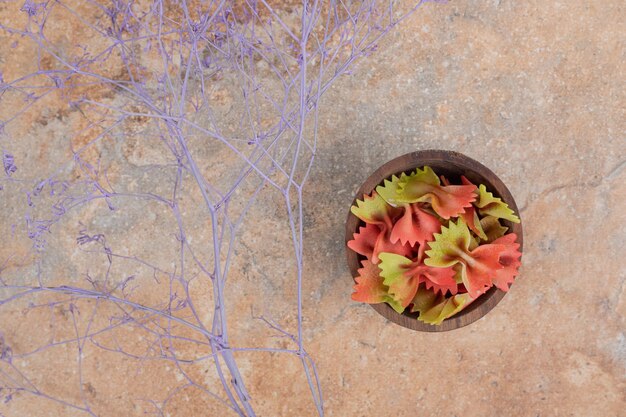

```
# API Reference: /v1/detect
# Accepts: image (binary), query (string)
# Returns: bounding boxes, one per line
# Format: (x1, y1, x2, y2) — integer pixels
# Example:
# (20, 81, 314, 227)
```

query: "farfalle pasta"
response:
(348, 166, 522, 325)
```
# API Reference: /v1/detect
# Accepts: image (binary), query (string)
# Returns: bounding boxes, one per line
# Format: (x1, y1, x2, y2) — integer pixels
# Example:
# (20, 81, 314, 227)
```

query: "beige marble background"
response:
(0, 1, 624, 416)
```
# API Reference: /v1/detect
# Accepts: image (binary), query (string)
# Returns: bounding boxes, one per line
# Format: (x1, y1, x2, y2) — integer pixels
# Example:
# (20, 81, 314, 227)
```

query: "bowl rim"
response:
(344, 149, 524, 332)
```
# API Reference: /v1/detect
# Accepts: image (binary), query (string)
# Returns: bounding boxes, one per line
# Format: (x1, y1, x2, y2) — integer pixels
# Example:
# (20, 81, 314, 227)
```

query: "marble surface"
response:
(0, 1, 624, 416)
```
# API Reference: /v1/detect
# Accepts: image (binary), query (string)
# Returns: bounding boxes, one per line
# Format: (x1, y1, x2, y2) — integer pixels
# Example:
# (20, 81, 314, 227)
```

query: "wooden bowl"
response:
(345, 150, 523, 332)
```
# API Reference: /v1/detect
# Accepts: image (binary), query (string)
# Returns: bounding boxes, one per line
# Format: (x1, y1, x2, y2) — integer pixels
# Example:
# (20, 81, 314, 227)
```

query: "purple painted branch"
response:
(0, 1, 434, 415)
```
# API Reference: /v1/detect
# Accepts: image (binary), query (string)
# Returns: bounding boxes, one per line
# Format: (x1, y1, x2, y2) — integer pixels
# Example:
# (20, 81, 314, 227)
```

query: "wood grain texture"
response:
(345, 150, 524, 332)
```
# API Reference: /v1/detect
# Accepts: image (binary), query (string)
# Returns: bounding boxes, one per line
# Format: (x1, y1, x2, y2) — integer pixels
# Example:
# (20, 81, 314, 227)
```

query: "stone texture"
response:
(0, 1, 624, 417)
